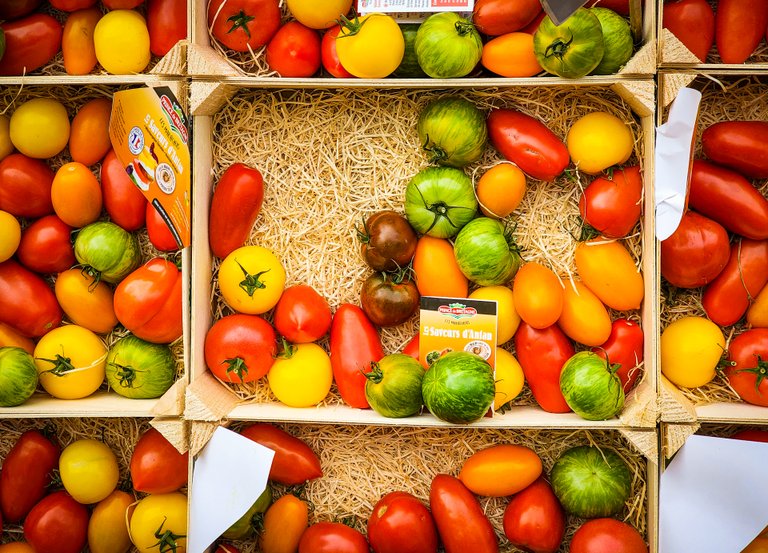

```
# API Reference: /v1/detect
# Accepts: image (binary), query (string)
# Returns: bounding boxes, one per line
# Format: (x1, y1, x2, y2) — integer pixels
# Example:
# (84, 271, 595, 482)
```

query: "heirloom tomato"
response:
(512, 262, 563, 329)
(415, 12, 482, 79)
(663, 0, 714, 61)
(0, 324, 35, 354)
(453, 217, 522, 286)
(702, 121, 768, 179)
(268, 342, 333, 407)
(88, 490, 133, 553)
(459, 444, 542, 497)
(205, 314, 277, 384)
(503, 477, 565, 553)
(514, 322, 573, 413)
(299, 522, 369, 553)
(367, 491, 438, 553)
(0, 346, 38, 407)
(473, 0, 542, 36)
(321, 25, 354, 78)
(417, 97, 487, 169)
(0, 15, 62, 77)
(105, 335, 175, 399)
(0, 260, 62, 338)
(131, 427, 189, 494)
(567, 112, 633, 174)
(208, 0, 280, 51)
(364, 353, 425, 418)
(593, 318, 644, 392)
(219, 245, 286, 314)
(575, 238, 643, 311)
(55, 269, 118, 335)
(59, 439, 119, 504)
(412, 236, 468, 298)
(23, 491, 88, 553)
(715, 0, 768, 64)
(93, 10, 151, 74)
(725, 329, 768, 407)
(360, 272, 420, 327)
(16, 215, 75, 274)
(239, 423, 322, 485)
(476, 162, 527, 219)
(660, 210, 729, 288)
(146, 203, 180, 251)
(359, 210, 417, 272)
(492, 348, 525, 410)
(404, 166, 477, 238)
(286, 0, 352, 29)
(101, 148, 147, 231)
(560, 351, 624, 420)
(570, 518, 647, 553)
(266, 22, 322, 77)
(273, 284, 332, 343)
(336, 13, 404, 78)
(469, 285, 520, 344)
(129, 493, 188, 553)
(482, 33, 542, 78)
(74, 221, 142, 284)
(533, 9, 604, 78)
(209, 163, 264, 259)
(147, 0, 187, 57)
(660, 316, 724, 388)
(62, 7, 100, 76)
(0, 154, 54, 218)
(69, 98, 112, 166)
(9, 99, 69, 160)
(430, 474, 498, 553)
(557, 280, 611, 347)
(261, 494, 309, 553)
(747, 284, 768, 328)
(34, 324, 106, 399)
(579, 165, 642, 239)
(51, 162, 103, 228)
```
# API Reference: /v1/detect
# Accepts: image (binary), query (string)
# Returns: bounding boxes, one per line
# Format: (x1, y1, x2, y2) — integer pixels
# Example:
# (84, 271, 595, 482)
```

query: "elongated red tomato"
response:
(430, 475, 498, 553)
(715, 0, 768, 64)
(459, 444, 542, 497)
(239, 423, 322, 485)
(725, 329, 768, 406)
(472, 0, 542, 36)
(204, 313, 277, 383)
(0, 14, 63, 76)
(146, 203, 180, 252)
(593, 319, 644, 393)
(660, 211, 729, 289)
(0, 260, 62, 338)
(579, 166, 642, 239)
(0, 154, 55, 218)
(148, 0, 187, 57)
(514, 322, 573, 413)
(367, 492, 438, 553)
(702, 121, 768, 179)
(101, 148, 148, 232)
(209, 163, 265, 259)
(23, 491, 89, 553)
(663, 0, 714, 61)
(503, 477, 565, 553)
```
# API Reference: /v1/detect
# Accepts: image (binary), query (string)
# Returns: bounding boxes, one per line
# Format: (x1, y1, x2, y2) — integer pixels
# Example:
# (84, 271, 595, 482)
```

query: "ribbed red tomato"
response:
(579, 166, 642, 239)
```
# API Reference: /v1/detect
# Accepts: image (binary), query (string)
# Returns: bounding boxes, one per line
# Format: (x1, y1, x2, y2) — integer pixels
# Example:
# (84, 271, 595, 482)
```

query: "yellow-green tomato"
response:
(88, 490, 134, 553)
(493, 348, 524, 410)
(0, 210, 21, 262)
(567, 111, 634, 174)
(94, 10, 151, 74)
(469, 286, 520, 345)
(336, 13, 404, 78)
(661, 316, 725, 388)
(129, 493, 187, 553)
(0, 115, 14, 161)
(9, 98, 70, 159)
(60, 439, 120, 504)
(268, 343, 332, 407)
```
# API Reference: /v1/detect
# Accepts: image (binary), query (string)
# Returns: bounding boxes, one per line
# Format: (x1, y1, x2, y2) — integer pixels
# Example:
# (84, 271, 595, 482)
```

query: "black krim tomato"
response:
(358, 210, 418, 272)
(360, 271, 420, 327)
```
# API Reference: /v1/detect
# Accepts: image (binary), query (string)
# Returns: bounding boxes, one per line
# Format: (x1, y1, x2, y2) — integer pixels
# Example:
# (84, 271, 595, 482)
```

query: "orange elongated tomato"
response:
(261, 494, 309, 553)
(558, 280, 612, 347)
(481, 33, 542, 78)
(459, 444, 542, 497)
(0, 322, 35, 354)
(512, 262, 563, 329)
(412, 236, 468, 298)
(68, 97, 112, 166)
(55, 269, 118, 335)
(62, 8, 100, 76)
(51, 162, 102, 228)
(575, 239, 643, 311)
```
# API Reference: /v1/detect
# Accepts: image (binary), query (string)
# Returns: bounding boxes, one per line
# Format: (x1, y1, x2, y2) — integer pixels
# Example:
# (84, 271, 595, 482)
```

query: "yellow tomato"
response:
(89, 490, 134, 553)
(747, 284, 768, 328)
(481, 33, 543, 78)
(476, 162, 527, 218)
(219, 246, 286, 314)
(268, 343, 333, 407)
(574, 239, 644, 311)
(55, 269, 118, 335)
(469, 286, 520, 345)
(567, 111, 634, 174)
(34, 325, 107, 399)
(129, 493, 187, 553)
(94, 10, 151, 74)
(661, 316, 725, 388)
(0, 115, 14, 161)
(336, 13, 404, 78)
(512, 262, 564, 329)
(286, 0, 353, 29)
(9, 98, 70, 159)
(459, 444, 542, 497)
(69, 97, 112, 166)
(493, 348, 524, 410)
(558, 280, 612, 347)
(60, 439, 119, 504)
(0, 210, 21, 262)
(52, 162, 103, 227)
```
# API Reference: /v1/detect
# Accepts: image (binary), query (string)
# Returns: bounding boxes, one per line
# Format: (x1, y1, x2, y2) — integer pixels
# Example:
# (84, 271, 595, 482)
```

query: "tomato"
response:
(148, 0, 187, 56)
(0, 323, 35, 354)
(54, 269, 117, 334)
(0, 0, 43, 19)
(492, 347, 525, 409)
(94, 10, 151, 74)
(268, 342, 333, 407)
(321, 25, 354, 78)
(661, 210, 729, 288)
(17, 215, 75, 274)
(454, 217, 521, 286)
(503, 477, 565, 553)
(209, 163, 265, 259)
(62, 8, 100, 76)
(336, 13, 404, 78)
(239, 423, 322, 485)
(469, 285, 520, 345)
(0, 260, 62, 338)
(521, 10, 546, 34)
(702, 239, 768, 327)
(101, 149, 147, 231)
(731, 429, 768, 442)
(88, 490, 133, 553)
(359, 210, 417, 272)
(415, 13, 482, 79)
(205, 313, 277, 383)
(361, 272, 420, 327)
(473, 0, 542, 36)
(459, 444, 541, 497)
(702, 121, 768, 179)
(402, 333, 420, 362)
(715, 0, 768, 64)
(430, 474, 498, 553)
(661, 316, 725, 388)
(570, 518, 647, 553)
(129, 493, 187, 553)
(579, 166, 642, 239)
(273, 284, 332, 343)
(130, 427, 189, 494)
(266, 22, 322, 77)
(0, 154, 54, 217)
(0, 345, 37, 405)
(593, 318, 644, 392)
(558, 279, 612, 347)
(69, 98, 111, 166)
(261, 494, 308, 553)
(0, 14, 62, 76)
(412, 236, 468, 298)
(286, 0, 352, 29)
(724, 329, 768, 406)
(0, 430, 60, 523)
(748, 284, 768, 328)
(368, 492, 438, 553)
(512, 262, 563, 330)
(10, 98, 70, 159)
(476, 162, 527, 219)
(567, 112, 633, 175)
(575, 239, 644, 311)
(514, 322, 573, 413)
(299, 522, 369, 553)
(51, 162, 103, 228)
(34, 324, 106, 399)
(60, 439, 119, 504)
(533, 9, 604, 78)
(0, 544, 35, 553)
(0, 116, 13, 162)
(146, 202, 181, 251)
(481, 33, 542, 77)
(219, 245, 286, 314)
(208, 0, 281, 51)
(663, 0, 714, 61)
(487, 109, 569, 182)
(50, 0, 97, 8)
(404, 166, 477, 239)
(102, 0, 144, 7)
(24, 491, 89, 553)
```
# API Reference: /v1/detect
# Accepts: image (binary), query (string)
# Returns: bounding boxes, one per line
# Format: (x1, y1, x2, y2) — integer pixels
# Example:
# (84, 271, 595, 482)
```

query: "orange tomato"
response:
(0, 321, 35, 354)
(62, 8, 101, 76)
(512, 262, 564, 329)
(54, 269, 118, 335)
(557, 280, 611, 346)
(69, 97, 112, 166)
(0, 544, 36, 553)
(88, 490, 133, 553)
(747, 284, 768, 328)
(574, 239, 644, 311)
(459, 444, 542, 497)
(476, 162, 527, 218)
(412, 235, 468, 298)
(51, 162, 103, 227)
(481, 32, 543, 77)
(261, 494, 309, 553)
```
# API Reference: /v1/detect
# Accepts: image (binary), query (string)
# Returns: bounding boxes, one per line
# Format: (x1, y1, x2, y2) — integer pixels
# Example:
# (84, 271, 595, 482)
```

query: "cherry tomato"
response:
(725, 329, 768, 407)
(503, 477, 565, 553)
(16, 215, 75, 274)
(299, 522, 369, 553)
(512, 262, 563, 329)
(715, 0, 768, 64)
(0, 154, 54, 218)
(368, 492, 438, 553)
(0, 260, 62, 338)
(266, 22, 322, 77)
(473, 0, 542, 35)
(23, 491, 88, 553)
(558, 280, 611, 347)
(261, 494, 309, 553)
(514, 322, 573, 413)
(663, 0, 714, 61)
(570, 518, 647, 553)
(62, 8, 100, 76)
(51, 162, 103, 228)
(321, 24, 355, 78)
(205, 313, 277, 383)
(146, 203, 180, 252)
(209, 163, 265, 259)
(361, 272, 420, 327)
(593, 318, 644, 392)
(459, 444, 541, 497)
(130, 427, 189, 494)
(660, 211, 730, 288)
(69, 98, 111, 167)
(412, 236, 468, 298)
(575, 238, 644, 311)
(0, 0, 43, 20)
(273, 284, 332, 343)
(430, 474, 498, 553)
(208, 0, 281, 52)
(579, 166, 642, 239)
(702, 121, 768, 179)
(54, 269, 118, 335)
(148, 0, 187, 56)
(101, 148, 147, 232)
(0, 14, 63, 76)
(239, 423, 322, 485)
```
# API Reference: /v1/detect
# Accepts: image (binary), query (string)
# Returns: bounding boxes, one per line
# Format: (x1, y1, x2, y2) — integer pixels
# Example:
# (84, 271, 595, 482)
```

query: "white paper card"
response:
(358, 0, 473, 13)
(654, 87, 701, 241)
(659, 435, 768, 552)
(188, 427, 275, 553)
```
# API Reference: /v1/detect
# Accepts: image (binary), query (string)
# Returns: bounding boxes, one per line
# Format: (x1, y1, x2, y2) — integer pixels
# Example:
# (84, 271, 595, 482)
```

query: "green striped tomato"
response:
(454, 217, 521, 286)
(74, 221, 141, 284)
(364, 353, 425, 418)
(404, 167, 477, 238)
(422, 351, 495, 424)
(560, 351, 624, 420)
(417, 97, 487, 168)
(415, 13, 482, 78)
(533, 8, 605, 78)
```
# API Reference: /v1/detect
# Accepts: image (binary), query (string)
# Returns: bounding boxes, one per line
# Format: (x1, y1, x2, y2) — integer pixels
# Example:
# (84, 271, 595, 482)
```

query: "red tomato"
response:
(23, 491, 89, 553)
(688, 160, 768, 240)
(16, 215, 75, 274)
(487, 109, 569, 182)
(520, 10, 546, 34)
(715, 0, 768, 64)
(113, 258, 183, 343)
(702, 121, 768, 179)
(146, 203, 180, 252)
(273, 284, 332, 343)
(0, 430, 60, 523)
(299, 522, 369, 553)
(239, 423, 322, 485)
(514, 322, 573, 413)
(101, 0, 143, 7)
(472, 0, 542, 36)
(329, 303, 385, 408)
(101, 148, 147, 232)
(208, 163, 264, 259)
(0, 14, 63, 76)
(368, 491, 438, 553)
(49, 0, 97, 10)
(579, 166, 642, 239)
(204, 313, 277, 383)
(730, 429, 768, 442)
(266, 22, 322, 77)
(147, 0, 187, 56)
(503, 477, 565, 553)
(702, 239, 768, 327)
(0, 0, 43, 20)
(725, 329, 768, 406)
(130, 427, 189, 494)
(208, 0, 281, 52)
(429, 474, 498, 553)
(0, 260, 62, 338)
(662, 0, 714, 61)
(660, 211, 730, 288)
(402, 333, 424, 366)
(321, 25, 354, 78)
(592, 319, 644, 393)
(570, 518, 647, 553)
(0, 154, 54, 218)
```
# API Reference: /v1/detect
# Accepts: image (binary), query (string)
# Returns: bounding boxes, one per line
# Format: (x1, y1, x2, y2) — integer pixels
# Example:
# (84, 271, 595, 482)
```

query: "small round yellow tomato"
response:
(55, 269, 118, 335)
(747, 285, 768, 328)
(0, 115, 14, 161)
(34, 325, 107, 399)
(129, 493, 187, 553)
(557, 280, 612, 347)
(218, 246, 286, 314)
(89, 490, 134, 553)
(459, 444, 542, 497)
(493, 348, 524, 410)
(9, 98, 70, 159)
(469, 285, 520, 345)
(60, 439, 119, 504)
(94, 10, 151, 74)
(286, 0, 353, 29)
(0, 210, 21, 262)
(574, 239, 644, 311)
(335, 13, 404, 78)
(268, 343, 332, 407)
(481, 32, 543, 78)
(476, 162, 527, 218)
(512, 262, 564, 329)
(661, 316, 725, 388)
(567, 111, 634, 174)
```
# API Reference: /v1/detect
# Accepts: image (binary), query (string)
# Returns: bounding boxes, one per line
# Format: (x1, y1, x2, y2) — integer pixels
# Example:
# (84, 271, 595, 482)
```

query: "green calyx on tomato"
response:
(336, 12, 368, 37)
(35, 353, 78, 377)
(533, 8, 605, 79)
(733, 355, 768, 390)
(151, 516, 186, 552)
(227, 10, 256, 39)
(235, 259, 271, 297)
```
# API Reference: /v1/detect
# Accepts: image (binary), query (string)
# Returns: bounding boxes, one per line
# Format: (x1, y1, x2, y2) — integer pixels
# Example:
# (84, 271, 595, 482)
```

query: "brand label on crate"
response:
(540, 0, 588, 25)
(109, 86, 191, 248)
(419, 296, 497, 369)
(358, 0, 473, 14)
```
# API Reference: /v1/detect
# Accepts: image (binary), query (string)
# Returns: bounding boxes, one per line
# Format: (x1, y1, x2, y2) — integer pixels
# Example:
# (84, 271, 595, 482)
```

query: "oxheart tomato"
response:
(239, 423, 322, 485)
(209, 163, 265, 259)
(266, 21, 322, 77)
(273, 284, 332, 343)
(299, 522, 369, 553)
(204, 313, 277, 383)
(715, 0, 768, 64)
(702, 121, 768, 179)
(514, 322, 573, 413)
(321, 24, 354, 78)
(472, 0, 542, 36)
(114, 258, 183, 344)
(146, 203, 180, 252)
(0, 154, 55, 218)
(101, 148, 147, 232)
(368, 492, 438, 553)
(148, 0, 187, 57)
(459, 444, 542, 497)
(0, 14, 62, 76)
(725, 328, 768, 407)
(570, 518, 647, 553)
(24, 492, 88, 553)
(503, 477, 565, 553)
(361, 272, 420, 327)
(579, 166, 642, 239)
(593, 318, 644, 393)
(262, 494, 309, 553)
(430, 474, 498, 553)
(359, 210, 417, 272)
(0, 260, 62, 338)
(130, 427, 189, 494)
(208, 0, 281, 52)
(0, 0, 43, 19)
(663, 0, 714, 61)
(16, 215, 75, 274)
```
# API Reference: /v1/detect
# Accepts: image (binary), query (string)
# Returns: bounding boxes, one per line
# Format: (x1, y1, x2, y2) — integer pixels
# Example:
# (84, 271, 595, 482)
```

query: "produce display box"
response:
(0, 82, 190, 419)
(189, 0, 656, 82)
(188, 422, 659, 553)
(658, 72, 768, 425)
(186, 79, 658, 428)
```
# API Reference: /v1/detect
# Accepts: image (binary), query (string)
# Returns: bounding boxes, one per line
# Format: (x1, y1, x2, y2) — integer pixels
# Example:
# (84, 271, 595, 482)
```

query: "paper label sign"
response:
(109, 86, 191, 248)
(540, 0, 588, 25)
(358, 0, 473, 13)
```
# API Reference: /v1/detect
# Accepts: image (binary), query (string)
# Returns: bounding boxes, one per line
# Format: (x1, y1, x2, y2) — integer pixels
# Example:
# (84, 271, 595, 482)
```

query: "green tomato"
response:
(453, 217, 522, 286)
(106, 335, 176, 399)
(0, 346, 38, 407)
(364, 353, 425, 418)
(415, 12, 482, 78)
(591, 7, 633, 74)
(533, 8, 605, 78)
(404, 167, 477, 238)
(74, 221, 141, 284)
(417, 97, 487, 168)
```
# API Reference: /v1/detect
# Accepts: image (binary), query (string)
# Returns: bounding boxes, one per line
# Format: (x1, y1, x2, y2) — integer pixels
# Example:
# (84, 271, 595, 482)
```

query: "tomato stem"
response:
(336, 10, 367, 38)
(79, 265, 102, 292)
(235, 259, 271, 297)
(276, 337, 297, 360)
(35, 354, 76, 377)
(454, 20, 475, 36)
(150, 516, 186, 553)
(421, 134, 449, 164)
(226, 10, 255, 39)
(362, 361, 383, 384)
(544, 34, 574, 60)
(223, 356, 249, 382)
(735, 354, 768, 392)
(109, 362, 143, 389)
